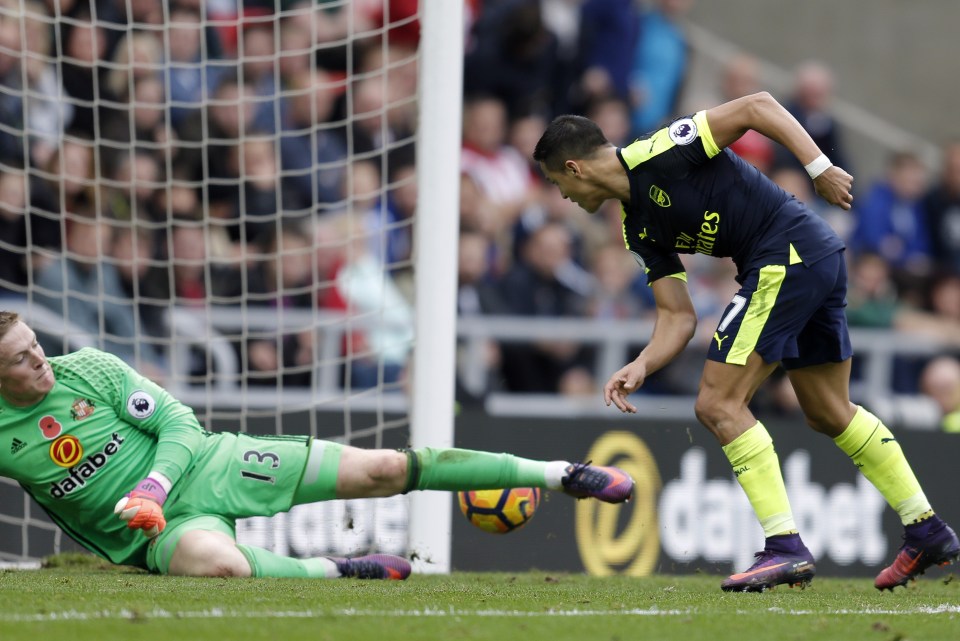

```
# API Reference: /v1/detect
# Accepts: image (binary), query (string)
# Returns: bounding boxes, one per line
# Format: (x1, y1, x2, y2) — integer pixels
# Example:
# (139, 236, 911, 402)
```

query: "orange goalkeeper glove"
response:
(114, 477, 168, 538)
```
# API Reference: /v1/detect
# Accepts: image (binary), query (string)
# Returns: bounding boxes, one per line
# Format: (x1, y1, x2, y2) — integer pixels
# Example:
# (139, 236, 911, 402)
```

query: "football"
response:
(457, 487, 541, 534)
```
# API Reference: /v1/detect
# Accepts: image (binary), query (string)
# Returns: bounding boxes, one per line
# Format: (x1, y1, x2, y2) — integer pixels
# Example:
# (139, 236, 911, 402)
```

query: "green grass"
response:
(1, 555, 958, 641)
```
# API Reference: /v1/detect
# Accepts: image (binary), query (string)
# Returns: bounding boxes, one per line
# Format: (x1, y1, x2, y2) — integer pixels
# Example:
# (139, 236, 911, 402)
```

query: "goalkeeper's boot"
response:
(874, 515, 960, 591)
(561, 462, 634, 503)
(721, 534, 816, 592)
(333, 554, 411, 580)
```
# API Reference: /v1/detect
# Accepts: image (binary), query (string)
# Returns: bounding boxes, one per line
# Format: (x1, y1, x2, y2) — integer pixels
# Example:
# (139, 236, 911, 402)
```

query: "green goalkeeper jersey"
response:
(0, 348, 206, 567)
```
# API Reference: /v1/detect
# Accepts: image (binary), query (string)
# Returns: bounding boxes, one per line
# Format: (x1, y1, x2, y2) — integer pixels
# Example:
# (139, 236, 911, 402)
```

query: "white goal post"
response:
(407, 0, 463, 575)
(0, 0, 461, 571)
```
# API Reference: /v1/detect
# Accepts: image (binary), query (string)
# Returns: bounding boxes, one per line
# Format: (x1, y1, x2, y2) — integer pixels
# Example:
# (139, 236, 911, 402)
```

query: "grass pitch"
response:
(1, 555, 958, 641)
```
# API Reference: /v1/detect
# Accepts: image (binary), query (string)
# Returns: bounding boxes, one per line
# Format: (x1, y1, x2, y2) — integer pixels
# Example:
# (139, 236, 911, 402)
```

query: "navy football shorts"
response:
(707, 249, 852, 370)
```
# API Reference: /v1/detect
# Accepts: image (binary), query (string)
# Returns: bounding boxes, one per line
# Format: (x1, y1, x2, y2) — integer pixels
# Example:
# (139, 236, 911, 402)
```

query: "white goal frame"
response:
(408, 0, 464, 575)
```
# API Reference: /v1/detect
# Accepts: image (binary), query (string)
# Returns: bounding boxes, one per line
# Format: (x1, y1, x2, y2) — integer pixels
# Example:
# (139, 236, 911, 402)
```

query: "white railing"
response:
(4, 299, 951, 429)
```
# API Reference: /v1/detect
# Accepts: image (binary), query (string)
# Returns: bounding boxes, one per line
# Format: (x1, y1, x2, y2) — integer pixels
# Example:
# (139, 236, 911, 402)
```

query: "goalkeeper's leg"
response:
(292, 442, 633, 504)
(152, 517, 409, 579)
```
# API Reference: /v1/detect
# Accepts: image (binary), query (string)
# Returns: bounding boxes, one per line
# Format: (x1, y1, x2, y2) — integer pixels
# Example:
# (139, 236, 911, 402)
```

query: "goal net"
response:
(0, 0, 461, 570)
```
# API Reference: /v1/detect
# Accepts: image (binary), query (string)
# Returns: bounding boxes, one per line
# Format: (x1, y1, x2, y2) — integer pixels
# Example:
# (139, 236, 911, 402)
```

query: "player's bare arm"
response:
(704, 92, 854, 209)
(604, 277, 697, 413)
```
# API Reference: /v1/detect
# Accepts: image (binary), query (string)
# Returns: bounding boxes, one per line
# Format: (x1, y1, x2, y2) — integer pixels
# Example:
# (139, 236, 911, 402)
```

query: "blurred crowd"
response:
(0, 0, 957, 430)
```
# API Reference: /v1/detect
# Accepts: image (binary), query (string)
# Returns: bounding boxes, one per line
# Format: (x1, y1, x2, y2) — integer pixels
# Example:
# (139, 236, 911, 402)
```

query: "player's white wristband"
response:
(804, 154, 833, 180)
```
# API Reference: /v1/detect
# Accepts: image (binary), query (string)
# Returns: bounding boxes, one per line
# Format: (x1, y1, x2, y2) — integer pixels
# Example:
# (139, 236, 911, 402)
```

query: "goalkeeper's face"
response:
(0, 322, 55, 407)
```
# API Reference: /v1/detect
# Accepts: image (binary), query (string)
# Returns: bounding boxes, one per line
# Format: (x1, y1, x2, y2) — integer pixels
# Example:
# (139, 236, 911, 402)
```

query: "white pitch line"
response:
(1, 605, 959, 623)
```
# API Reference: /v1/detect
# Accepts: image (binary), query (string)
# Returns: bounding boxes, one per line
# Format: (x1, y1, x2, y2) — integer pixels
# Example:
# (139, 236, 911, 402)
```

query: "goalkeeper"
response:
(0, 311, 634, 580)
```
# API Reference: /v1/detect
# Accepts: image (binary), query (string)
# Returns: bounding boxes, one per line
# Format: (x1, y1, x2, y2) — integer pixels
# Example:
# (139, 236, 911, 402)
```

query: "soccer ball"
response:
(457, 487, 541, 534)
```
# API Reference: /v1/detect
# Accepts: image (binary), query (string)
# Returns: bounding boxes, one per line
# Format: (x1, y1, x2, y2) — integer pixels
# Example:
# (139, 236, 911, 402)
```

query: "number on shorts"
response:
(240, 449, 279, 484)
(718, 295, 747, 333)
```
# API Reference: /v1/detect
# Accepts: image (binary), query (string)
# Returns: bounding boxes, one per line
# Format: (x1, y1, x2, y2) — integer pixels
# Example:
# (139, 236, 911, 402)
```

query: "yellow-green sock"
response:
(722, 422, 796, 537)
(833, 406, 931, 525)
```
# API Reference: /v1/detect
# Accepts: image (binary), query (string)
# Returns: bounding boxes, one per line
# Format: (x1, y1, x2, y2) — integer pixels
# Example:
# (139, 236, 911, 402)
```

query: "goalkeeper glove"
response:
(114, 476, 168, 538)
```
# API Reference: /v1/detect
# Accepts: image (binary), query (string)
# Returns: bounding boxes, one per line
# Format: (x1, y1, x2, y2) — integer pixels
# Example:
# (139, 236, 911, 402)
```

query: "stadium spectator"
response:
(720, 53, 762, 103)
(103, 31, 163, 103)
(511, 177, 593, 269)
(926, 271, 960, 325)
(57, 6, 117, 141)
(32, 212, 163, 375)
(383, 144, 418, 276)
(228, 136, 308, 247)
(97, 0, 164, 56)
(238, 18, 281, 134)
(845, 253, 960, 352)
(584, 94, 634, 148)
(0, 164, 59, 295)
(275, 0, 358, 75)
(110, 224, 169, 344)
(100, 76, 172, 173)
(103, 148, 165, 224)
(715, 55, 775, 175)
(347, 75, 392, 156)
(345, 43, 419, 156)
(367, 0, 420, 50)
(508, 110, 550, 182)
(458, 171, 499, 238)
(278, 68, 348, 212)
(586, 242, 654, 323)
(165, 4, 229, 128)
(768, 165, 852, 236)
(460, 95, 540, 234)
(336, 151, 416, 286)
(314, 215, 414, 390)
(0, 310, 634, 579)
(919, 355, 960, 433)
(533, 91, 958, 592)
(774, 60, 851, 178)
(177, 76, 259, 214)
(0, 0, 74, 168)
(576, 0, 643, 108)
(628, 0, 694, 137)
(0, 2, 25, 163)
(845, 252, 901, 330)
(497, 221, 593, 393)
(455, 230, 509, 401)
(458, 171, 512, 282)
(167, 221, 240, 307)
(28, 136, 96, 251)
(276, 8, 314, 82)
(463, 0, 562, 119)
(844, 251, 932, 394)
(243, 222, 315, 388)
(849, 150, 932, 290)
(922, 140, 960, 275)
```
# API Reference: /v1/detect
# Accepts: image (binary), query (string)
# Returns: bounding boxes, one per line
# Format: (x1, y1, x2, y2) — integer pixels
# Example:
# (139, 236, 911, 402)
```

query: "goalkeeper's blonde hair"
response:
(0, 311, 21, 343)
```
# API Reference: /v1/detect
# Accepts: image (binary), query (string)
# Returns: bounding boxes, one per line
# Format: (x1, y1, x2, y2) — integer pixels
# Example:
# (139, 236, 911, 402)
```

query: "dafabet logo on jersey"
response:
(49, 433, 125, 499)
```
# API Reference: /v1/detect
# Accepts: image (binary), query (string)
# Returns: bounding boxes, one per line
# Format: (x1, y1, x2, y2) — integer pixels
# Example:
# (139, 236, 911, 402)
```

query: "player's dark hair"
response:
(0, 311, 21, 343)
(533, 115, 611, 172)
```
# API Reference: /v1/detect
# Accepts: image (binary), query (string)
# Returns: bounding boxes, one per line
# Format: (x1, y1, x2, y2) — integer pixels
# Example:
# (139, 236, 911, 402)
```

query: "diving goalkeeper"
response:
(0, 311, 633, 579)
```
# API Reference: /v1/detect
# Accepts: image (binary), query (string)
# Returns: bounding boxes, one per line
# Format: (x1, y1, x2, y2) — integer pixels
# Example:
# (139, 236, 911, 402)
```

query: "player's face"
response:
(539, 162, 604, 213)
(0, 322, 55, 406)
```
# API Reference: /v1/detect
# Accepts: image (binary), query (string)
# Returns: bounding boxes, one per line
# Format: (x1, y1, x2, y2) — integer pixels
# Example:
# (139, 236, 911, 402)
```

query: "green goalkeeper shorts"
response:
(145, 433, 345, 573)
